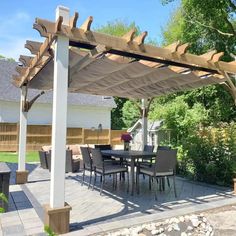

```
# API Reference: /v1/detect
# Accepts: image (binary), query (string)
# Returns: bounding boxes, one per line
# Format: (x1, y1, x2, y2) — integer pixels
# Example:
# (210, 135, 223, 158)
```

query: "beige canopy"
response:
(13, 12, 236, 100)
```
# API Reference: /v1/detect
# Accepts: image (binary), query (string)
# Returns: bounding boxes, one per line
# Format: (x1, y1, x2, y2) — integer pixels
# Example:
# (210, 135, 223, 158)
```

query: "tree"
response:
(95, 20, 141, 129)
(162, 0, 236, 56)
(160, 0, 236, 124)
(149, 96, 208, 143)
(122, 100, 140, 128)
(0, 55, 15, 61)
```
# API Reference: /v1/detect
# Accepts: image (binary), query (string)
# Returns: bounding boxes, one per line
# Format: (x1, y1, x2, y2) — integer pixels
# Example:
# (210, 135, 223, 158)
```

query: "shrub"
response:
(179, 123, 236, 186)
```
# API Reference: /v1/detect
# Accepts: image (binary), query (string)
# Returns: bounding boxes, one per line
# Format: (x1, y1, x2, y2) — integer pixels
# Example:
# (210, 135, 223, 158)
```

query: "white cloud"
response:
(15, 11, 31, 21)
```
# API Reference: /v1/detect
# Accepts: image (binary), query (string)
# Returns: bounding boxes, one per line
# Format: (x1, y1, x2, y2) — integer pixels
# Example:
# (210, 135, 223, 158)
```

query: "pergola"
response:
(13, 6, 236, 234)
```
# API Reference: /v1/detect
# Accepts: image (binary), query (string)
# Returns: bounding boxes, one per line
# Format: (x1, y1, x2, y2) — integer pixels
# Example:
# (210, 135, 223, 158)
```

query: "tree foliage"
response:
(122, 100, 140, 128)
(149, 96, 208, 142)
(159, 0, 236, 129)
(162, 0, 236, 56)
(0, 54, 15, 61)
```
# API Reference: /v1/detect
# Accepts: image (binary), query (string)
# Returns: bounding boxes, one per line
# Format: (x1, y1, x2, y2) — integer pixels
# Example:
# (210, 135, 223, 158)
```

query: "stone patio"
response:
(1, 162, 236, 235)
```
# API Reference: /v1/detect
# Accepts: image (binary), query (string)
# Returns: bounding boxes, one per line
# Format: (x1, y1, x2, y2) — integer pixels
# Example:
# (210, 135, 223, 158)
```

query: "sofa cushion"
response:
(41, 145, 51, 152)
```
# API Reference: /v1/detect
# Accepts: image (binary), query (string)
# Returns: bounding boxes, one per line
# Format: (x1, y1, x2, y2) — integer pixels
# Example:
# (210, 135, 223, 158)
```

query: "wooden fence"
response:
(0, 123, 125, 151)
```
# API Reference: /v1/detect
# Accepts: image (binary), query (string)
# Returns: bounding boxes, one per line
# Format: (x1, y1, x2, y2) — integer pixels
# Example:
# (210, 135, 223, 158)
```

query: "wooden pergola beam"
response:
(35, 18, 235, 73)
(19, 55, 34, 67)
(69, 12, 79, 30)
(17, 35, 55, 87)
(133, 31, 148, 45)
(80, 16, 93, 32)
(15, 12, 236, 89)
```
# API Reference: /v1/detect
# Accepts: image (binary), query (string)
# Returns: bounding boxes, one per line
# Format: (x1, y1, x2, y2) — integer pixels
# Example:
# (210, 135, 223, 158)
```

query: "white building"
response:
(0, 60, 116, 128)
(128, 119, 164, 150)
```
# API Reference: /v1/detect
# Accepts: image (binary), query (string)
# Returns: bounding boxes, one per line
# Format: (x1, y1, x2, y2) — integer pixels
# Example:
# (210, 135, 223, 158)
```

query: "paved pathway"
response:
(0, 163, 236, 235)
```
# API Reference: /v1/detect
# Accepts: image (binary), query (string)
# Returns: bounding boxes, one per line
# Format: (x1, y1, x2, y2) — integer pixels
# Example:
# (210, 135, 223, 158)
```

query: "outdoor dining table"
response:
(101, 150, 156, 195)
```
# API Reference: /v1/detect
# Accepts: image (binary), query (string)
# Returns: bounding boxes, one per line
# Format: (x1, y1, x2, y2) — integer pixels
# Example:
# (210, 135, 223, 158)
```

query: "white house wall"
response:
(0, 101, 111, 128)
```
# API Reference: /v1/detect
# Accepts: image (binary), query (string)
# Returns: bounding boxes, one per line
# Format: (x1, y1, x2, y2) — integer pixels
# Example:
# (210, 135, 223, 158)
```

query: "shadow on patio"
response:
(4, 164, 235, 233)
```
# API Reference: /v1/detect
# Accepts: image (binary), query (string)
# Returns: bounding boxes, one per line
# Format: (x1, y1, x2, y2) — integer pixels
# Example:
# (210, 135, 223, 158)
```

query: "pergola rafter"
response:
(12, 11, 236, 106)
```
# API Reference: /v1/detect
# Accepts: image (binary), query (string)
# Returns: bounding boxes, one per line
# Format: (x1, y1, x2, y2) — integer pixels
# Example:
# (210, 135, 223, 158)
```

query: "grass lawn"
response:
(0, 152, 39, 163)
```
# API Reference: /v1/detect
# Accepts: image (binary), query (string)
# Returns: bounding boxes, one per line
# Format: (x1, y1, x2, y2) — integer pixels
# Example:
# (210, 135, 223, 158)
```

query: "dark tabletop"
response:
(101, 150, 156, 158)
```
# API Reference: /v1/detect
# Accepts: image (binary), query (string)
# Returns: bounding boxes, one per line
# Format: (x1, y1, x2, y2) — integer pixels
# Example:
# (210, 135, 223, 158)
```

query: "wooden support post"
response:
(81, 128, 85, 144)
(141, 98, 148, 150)
(16, 85, 29, 184)
(108, 129, 112, 145)
(234, 178, 236, 194)
(45, 6, 71, 234)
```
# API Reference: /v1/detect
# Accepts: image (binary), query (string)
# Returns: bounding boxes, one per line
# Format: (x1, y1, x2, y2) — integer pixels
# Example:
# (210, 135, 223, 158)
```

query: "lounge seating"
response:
(65, 149, 80, 173)
(137, 149, 177, 200)
(42, 144, 94, 170)
(44, 150, 80, 173)
(80, 147, 93, 188)
(46, 151, 51, 171)
(91, 148, 129, 195)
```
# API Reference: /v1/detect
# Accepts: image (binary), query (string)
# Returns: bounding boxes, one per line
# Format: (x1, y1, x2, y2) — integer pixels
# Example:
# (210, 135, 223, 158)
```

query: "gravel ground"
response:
(100, 204, 236, 236)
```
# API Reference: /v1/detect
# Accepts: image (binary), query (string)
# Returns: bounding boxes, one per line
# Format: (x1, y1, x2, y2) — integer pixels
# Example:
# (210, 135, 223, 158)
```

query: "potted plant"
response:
(121, 133, 132, 151)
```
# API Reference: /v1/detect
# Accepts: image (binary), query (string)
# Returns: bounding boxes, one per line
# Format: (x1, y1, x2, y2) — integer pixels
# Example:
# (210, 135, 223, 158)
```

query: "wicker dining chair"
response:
(91, 148, 129, 195)
(139, 145, 155, 167)
(137, 149, 177, 200)
(80, 147, 93, 188)
(65, 149, 80, 173)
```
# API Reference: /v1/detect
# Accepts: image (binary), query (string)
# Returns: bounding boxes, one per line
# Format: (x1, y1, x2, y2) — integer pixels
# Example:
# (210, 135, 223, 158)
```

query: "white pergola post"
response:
(16, 85, 29, 184)
(50, 6, 69, 209)
(44, 6, 71, 234)
(141, 98, 148, 150)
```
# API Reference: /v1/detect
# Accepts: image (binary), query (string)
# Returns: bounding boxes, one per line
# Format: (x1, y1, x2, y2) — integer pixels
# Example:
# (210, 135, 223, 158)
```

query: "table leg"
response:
(130, 157, 135, 195)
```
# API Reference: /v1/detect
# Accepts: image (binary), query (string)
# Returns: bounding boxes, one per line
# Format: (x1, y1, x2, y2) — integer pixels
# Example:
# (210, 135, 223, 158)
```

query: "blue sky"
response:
(0, 0, 179, 60)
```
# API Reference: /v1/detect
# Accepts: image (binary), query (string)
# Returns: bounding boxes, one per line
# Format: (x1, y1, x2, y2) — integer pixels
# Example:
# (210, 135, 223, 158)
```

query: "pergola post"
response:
(16, 85, 29, 184)
(44, 6, 71, 234)
(141, 98, 148, 150)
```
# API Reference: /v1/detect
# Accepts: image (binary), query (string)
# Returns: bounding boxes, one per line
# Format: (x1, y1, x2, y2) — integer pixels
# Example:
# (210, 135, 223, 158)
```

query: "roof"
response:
(0, 59, 116, 108)
(128, 119, 163, 132)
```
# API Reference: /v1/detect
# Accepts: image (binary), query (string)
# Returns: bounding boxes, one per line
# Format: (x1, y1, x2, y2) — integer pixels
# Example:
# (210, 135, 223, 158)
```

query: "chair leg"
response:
(154, 177, 158, 201)
(115, 173, 118, 190)
(122, 172, 125, 181)
(100, 174, 105, 195)
(136, 171, 140, 194)
(92, 172, 96, 190)
(112, 174, 115, 189)
(159, 178, 162, 191)
(149, 176, 152, 190)
(82, 169, 85, 186)
(167, 177, 170, 187)
(88, 170, 92, 189)
(162, 177, 165, 191)
(173, 175, 177, 198)
(127, 171, 129, 193)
